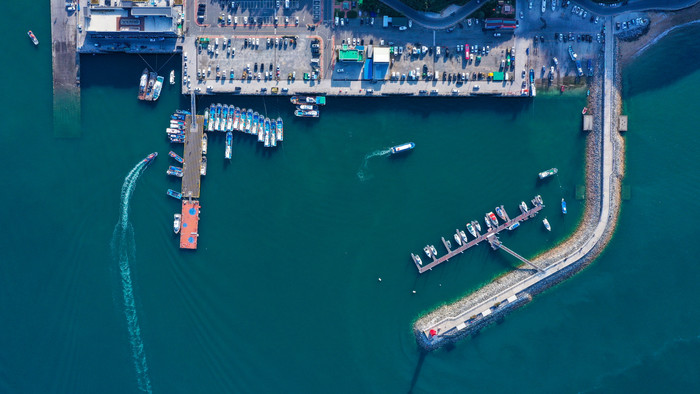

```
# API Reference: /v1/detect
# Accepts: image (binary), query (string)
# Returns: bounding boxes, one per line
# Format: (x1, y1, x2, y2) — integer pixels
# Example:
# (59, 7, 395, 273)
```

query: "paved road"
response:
(378, 0, 700, 30)
(571, 0, 700, 16)
(421, 17, 618, 343)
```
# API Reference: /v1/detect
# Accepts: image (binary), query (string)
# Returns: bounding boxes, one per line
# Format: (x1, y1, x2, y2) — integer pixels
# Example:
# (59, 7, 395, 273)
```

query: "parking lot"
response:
(196, 0, 320, 27)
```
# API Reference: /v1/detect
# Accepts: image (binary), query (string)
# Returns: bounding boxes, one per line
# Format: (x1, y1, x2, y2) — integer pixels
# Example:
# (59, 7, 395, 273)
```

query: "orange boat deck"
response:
(179, 200, 200, 249)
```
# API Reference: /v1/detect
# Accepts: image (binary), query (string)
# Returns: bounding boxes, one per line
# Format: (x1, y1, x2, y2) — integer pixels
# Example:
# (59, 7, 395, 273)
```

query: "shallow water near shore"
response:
(2, 4, 700, 391)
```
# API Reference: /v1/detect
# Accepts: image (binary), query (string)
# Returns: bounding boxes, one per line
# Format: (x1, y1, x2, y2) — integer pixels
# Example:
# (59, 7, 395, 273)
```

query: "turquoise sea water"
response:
(1, 4, 700, 391)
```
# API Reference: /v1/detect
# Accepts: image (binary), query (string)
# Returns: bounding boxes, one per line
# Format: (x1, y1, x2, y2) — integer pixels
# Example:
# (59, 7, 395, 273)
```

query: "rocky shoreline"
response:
(413, 37, 626, 350)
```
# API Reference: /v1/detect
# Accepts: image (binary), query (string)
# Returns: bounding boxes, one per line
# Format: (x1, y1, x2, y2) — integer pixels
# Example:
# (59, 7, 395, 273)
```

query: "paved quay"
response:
(181, 115, 203, 199)
(50, 0, 80, 137)
(414, 17, 619, 350)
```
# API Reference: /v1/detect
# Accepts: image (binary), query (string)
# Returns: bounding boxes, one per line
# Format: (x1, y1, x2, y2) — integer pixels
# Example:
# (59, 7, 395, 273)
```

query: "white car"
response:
(234, 16, 238, 24)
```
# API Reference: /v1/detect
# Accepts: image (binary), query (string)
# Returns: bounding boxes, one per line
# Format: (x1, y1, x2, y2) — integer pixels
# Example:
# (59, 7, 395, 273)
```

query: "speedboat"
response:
(414, 255, 423, 266)
(582, 107, 588, 115)
(495, 206, 507, 221)
(423, 246, 432, 259)
(27, 30, 39, 46)
(484, 215, 493, 230)
(174, 214, 181, 234)
(390, 142, 415, 155)
(276, 117, 284, 141)
(225, 132, 233, 159)
(138, 68, 148, 100)
(454, 231, 463, 246)
(466, 222, 477, 238)
(202, 133, 208, 154)
(460, 230, 469, 244)
(507, 222, 520, 230)
(472, 220, 481, 232)
(167, 189, 182, 200)
(227, 107, 234, 131)
(297, 104, 318, 111)
(168, 151, 184, 163)
(543, 218, 551, 231)
(169, 70, 175, 85)
(152, 76, 164, 101)
(430, 245, 438, 257)
(143, 152, 158, 164)
(488, 212, 499, 227)
(520, 201, 529, 213)
(538, 168, 558, 179)
(535, 195, 544, 205)
(200, 156, 207, 176)
(561, 198, 567, 214)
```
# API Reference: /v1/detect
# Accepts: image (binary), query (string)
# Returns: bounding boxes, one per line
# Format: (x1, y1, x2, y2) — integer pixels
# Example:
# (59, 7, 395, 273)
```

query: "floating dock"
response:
(413, 198, 544, 274)
(180, 200, 200, 249)
(181, 114, 203, 198)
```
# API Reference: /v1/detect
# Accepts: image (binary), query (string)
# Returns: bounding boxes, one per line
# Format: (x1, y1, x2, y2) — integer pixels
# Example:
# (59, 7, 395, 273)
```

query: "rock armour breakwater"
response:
(414, 27, 626, 350)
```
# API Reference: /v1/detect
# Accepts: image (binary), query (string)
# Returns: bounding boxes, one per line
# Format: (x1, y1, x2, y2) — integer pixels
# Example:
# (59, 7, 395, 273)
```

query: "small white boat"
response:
(520, 201, 529, 213)
(423, 246, 432, 259)
(460, 230, 469, 244)
(454, 231, 463, 246)
(430, 245, 438, 257)
(543, 218, 551, 231)
(173, 214, 181, 234)
(202, 133, 208, 155)
(169, 70, 175, 85)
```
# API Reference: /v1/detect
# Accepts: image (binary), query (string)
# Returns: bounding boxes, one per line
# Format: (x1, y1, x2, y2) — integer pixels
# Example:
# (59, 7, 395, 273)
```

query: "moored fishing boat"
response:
(561, 198, 567, 214)
(203, 108, 209, 129)
(466, 222, 477, 238)
(276, 117, 283, 141)
(138, 68, 148, 100)
(297, 104, 317, 111)
(221, 105, 229, 132)
(200, 156, 207, 176)
(166, 128, 184, 134)
(174, 213, 182, 233)
(257, 122, 264, 142)
(225, 132, 233, 159)
(152, 76, 164, 101)
(264, 121, 270, 147)
(246, 109, 253, 132)
(252, 112, 260, 134)
(208, 104, 215, 131)
(269, 119, 277, 147)
(290, 96, 326, 105)
(390, 142, 415, 154)
(169, 70, 175, 85)
(538, 168, 558, 179)
(202, 133, 208, 154)
(233, 107, 241, 130)
(168, 151, 184, 163)
(27, 30, 39, 46)
(215, 104, 223, 131)
(167, 189, 183, 200)
(543, 218, 551, 231)
(167, 166, 183, 177)
(145, 72, 157, 100)
(294, 109, 319, 118)
(226, 106, 234, 131)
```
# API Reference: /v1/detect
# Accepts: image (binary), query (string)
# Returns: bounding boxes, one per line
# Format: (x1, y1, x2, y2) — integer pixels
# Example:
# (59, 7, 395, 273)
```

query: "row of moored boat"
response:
(205, 103, 283, 149)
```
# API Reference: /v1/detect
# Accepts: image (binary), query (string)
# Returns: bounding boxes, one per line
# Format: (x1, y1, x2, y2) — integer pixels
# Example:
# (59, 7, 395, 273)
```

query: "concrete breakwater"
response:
(413, 22, 626, 350)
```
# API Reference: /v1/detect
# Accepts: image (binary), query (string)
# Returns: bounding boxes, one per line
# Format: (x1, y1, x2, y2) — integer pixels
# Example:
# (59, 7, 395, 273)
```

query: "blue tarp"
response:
(363, 59, 373, 80)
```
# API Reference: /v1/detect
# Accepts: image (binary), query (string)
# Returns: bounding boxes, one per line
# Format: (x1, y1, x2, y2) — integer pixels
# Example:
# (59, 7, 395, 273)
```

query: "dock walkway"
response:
(181, 115, 203, 198)
(414, 200, 544, 274)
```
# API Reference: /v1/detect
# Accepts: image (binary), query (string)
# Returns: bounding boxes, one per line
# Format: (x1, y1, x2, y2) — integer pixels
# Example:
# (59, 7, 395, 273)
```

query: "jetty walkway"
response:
(415, 18, 618, 348)
(413, 199, 544, 274)
(50, 0, 80, 136)
(181, 114, 203, 199)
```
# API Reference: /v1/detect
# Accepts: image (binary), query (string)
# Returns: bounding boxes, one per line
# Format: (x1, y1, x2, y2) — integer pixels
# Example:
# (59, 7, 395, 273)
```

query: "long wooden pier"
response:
(412, 198, 544, 274)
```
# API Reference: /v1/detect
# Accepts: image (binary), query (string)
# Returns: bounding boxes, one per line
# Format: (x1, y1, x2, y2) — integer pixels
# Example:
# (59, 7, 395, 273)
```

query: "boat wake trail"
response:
(110, 160, 153, 394)
(357, 149, 392, 181)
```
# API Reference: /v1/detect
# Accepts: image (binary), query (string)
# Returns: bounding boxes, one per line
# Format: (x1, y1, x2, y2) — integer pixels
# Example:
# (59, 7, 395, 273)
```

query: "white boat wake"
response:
(357, 148, 392, 181)
(110, 160, 153, 394)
